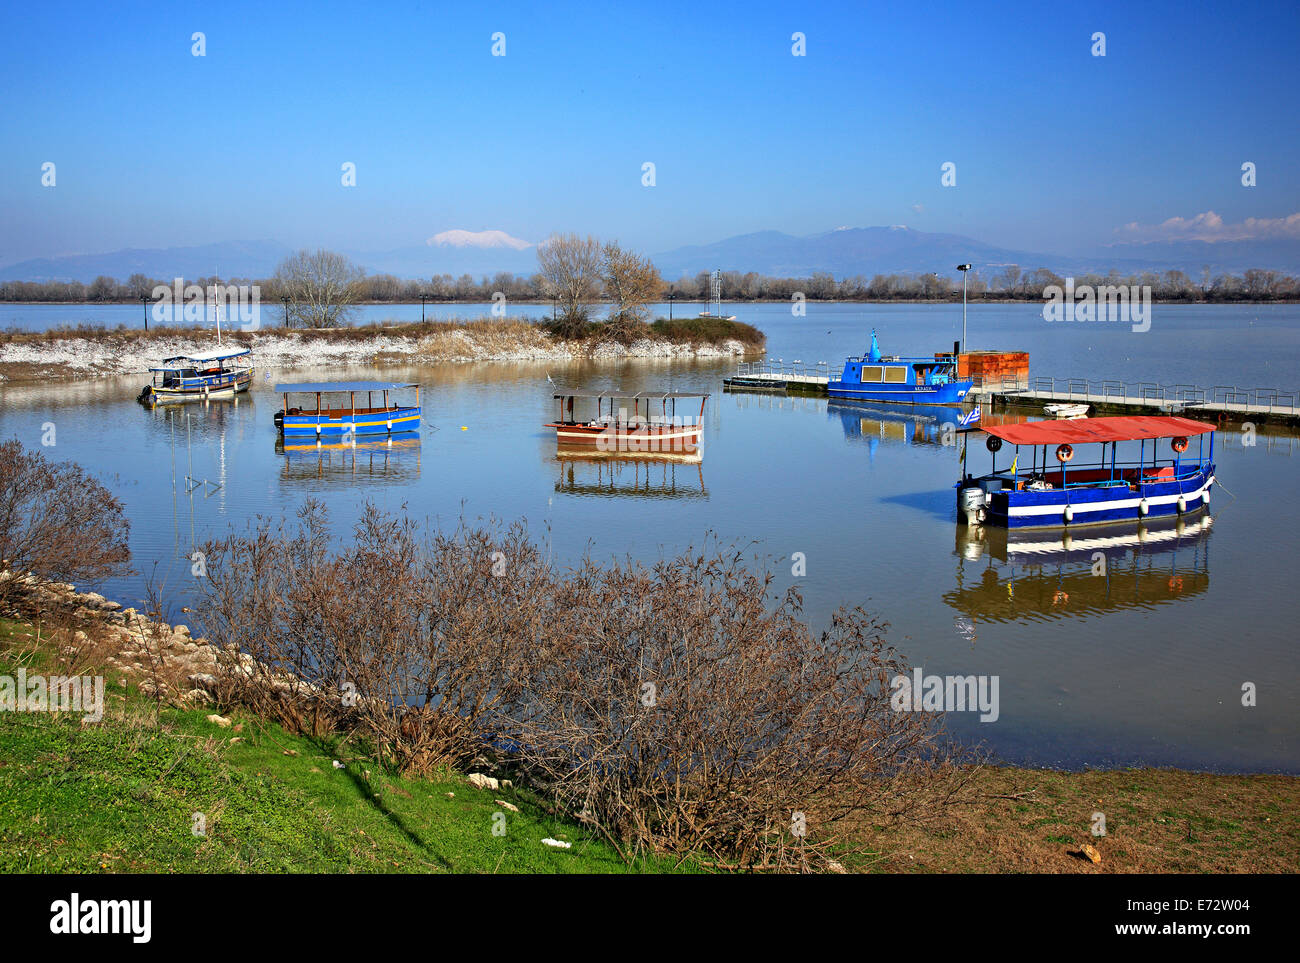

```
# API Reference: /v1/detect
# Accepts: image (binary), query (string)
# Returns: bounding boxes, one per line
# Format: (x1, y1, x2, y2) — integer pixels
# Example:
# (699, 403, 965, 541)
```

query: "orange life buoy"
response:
(1056, 444, 1073, 463)
(1171, 436, 1188, 453)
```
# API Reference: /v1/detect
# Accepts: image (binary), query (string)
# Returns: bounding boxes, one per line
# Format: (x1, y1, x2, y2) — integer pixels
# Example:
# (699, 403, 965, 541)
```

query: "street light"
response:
(421, 292, 426, 324)
(668, 288, 676, 321)
(957, 264, 972, 354)
(280, 295, 291, 328)
(140, 294, 149, 332)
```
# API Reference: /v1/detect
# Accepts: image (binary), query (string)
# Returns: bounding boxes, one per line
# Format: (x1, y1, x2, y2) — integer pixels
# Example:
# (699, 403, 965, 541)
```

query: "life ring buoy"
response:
(986, 436, 1002, 453)
(1171, 436, 1188, 453)
(1056, 444, 1074, 463)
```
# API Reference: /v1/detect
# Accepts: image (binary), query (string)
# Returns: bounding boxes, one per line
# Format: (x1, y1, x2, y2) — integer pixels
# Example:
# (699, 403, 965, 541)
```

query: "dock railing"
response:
(735, 360, 831, 382)
(988, 375, 1298, 414)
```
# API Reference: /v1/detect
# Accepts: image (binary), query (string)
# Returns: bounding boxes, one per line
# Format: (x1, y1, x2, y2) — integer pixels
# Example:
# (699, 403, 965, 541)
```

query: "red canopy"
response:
(983, 415, 1215, 446)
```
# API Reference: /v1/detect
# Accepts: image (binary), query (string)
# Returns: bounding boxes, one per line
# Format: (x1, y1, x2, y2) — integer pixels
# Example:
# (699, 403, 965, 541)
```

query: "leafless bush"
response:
(0, 438, 130, 609)
(195, 502, 546, 771)
(510, 548, 964, 870)
(194, 502, 969, 870)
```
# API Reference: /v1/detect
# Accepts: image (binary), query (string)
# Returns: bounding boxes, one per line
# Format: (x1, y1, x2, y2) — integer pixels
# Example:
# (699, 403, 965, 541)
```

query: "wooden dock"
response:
(979, 378, 1300, 428)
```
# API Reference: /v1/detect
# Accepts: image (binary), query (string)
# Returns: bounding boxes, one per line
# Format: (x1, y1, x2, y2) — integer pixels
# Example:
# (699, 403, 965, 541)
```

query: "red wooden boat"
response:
(546, 391, 709, 455)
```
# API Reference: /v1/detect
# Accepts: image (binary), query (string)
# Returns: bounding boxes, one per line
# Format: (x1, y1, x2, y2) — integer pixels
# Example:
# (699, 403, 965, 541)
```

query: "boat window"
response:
(884, 366, 908, 383)
(861, 366, 882, 382)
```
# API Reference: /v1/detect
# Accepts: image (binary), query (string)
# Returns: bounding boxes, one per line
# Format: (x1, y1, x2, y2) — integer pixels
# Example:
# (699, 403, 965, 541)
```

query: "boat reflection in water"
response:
(276, 433, 422, 484)
(553, 445, 706, 499)
(829, 399, 962, 451)
(948, 513, 1213, 629)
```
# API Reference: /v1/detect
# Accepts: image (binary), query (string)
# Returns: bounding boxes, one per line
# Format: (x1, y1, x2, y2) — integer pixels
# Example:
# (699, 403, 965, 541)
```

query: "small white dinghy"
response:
(1044, 402, 1090, 419)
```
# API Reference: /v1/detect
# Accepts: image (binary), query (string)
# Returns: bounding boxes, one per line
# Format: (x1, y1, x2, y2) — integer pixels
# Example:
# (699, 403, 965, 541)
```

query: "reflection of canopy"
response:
(552, 391, 709, 400)
(982, 415, 1215, 446)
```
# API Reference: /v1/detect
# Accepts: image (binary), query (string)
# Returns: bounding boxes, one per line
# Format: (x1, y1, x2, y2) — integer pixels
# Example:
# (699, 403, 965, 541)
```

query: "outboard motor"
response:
(959, 485, 987, 525)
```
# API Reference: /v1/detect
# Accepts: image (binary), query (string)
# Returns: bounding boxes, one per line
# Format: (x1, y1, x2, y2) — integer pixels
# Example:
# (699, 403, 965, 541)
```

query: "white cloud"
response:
(1116, 210, 1300, 243)
(426, 229, 532, 250)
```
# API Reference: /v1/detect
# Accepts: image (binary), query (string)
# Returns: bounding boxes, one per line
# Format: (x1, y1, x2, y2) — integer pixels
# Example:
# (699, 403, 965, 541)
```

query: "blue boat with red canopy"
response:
(957, 415, 1217, 528)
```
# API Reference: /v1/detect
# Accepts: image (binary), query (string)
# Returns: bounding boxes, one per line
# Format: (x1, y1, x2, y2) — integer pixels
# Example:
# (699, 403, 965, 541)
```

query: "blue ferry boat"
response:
(958, 415, 1216, 529)
(827, 331, 972, 405)
(273, 381, 421, 438)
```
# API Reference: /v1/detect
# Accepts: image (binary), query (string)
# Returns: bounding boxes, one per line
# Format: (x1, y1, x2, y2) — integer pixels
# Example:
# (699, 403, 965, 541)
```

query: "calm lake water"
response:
(2, 303, 1297, 772)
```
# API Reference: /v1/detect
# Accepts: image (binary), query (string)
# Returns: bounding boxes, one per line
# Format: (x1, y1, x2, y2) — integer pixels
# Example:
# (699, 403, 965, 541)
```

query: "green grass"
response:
(0, 618, 685, 874)
(650, 315, 765, 347)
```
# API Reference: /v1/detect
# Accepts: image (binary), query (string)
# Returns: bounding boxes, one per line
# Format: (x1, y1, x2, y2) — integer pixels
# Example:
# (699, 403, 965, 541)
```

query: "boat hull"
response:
(139, 371, 253, 405)
(277, 406, 421, 437)
(969, 468, 1215, 529)
(546, 422, 701, 453)
(827, 380, 973, 405)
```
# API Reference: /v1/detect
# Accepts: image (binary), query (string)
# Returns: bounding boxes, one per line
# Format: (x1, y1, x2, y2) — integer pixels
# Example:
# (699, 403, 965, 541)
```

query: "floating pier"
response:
(723, 360, 830, 394)
(982, 377, 1300, 428)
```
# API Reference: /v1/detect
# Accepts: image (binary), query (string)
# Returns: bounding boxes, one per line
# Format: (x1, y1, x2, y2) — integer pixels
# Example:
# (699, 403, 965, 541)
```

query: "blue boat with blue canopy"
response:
(958, 415, 1217, 528)
(827, 330, 973, 405)
(273, 381, 421, 438)
(137, 346, 254, 405)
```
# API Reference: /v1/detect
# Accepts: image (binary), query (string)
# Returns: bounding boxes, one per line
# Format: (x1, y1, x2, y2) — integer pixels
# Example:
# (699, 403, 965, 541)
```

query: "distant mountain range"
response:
(650, 227, 1300, 280)
(4, 226, 1297, 285)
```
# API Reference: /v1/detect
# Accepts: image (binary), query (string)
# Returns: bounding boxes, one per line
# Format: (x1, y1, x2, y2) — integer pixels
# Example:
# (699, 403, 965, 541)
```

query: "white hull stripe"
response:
(1007, 478, 1213, 517)
(556, 429, 701, 441)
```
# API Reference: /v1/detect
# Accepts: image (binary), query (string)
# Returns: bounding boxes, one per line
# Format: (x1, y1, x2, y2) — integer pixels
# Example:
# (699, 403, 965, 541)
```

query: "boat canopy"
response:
(274, 381, 418, 393)
(982, 415, 1215, 446)
(158, 346, 252, 365)
(552, 391, 710, 400)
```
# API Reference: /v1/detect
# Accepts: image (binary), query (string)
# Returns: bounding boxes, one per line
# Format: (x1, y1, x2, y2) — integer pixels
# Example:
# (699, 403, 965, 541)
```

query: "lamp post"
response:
(140, 294, 148, 332)
(957, 264, 971, 354)
(421, 292, 427, 323)
(668, 289, 676, 321)
(280, 295, 291, 328)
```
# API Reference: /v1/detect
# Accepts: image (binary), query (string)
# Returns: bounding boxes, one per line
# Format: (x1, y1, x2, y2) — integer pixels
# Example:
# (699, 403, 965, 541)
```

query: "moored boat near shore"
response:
(546, 390, 709, 454)
(828, 330, 973, 405)
(958, 415, 1217, 529)
(273, 381, 421, 438)
(136, 347, 253, 405)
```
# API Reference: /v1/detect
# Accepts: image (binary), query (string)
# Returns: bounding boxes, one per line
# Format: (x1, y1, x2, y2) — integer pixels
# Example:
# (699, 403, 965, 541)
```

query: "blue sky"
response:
(2, 0, 1298, 265)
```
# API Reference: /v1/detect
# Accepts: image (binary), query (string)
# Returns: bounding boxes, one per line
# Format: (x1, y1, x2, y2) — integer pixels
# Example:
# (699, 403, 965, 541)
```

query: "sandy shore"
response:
(0, 326, 753, 383)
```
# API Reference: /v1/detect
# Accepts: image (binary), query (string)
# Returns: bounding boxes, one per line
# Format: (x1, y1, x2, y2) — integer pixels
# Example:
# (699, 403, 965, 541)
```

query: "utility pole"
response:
(957, 263, 972, 354)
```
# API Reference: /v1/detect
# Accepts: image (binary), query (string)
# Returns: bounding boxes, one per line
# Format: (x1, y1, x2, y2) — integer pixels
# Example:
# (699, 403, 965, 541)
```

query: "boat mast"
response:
(213, 269, 222, 345)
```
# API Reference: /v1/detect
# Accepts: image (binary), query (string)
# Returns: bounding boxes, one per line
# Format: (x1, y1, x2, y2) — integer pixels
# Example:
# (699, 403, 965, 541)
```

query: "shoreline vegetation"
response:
(0, 440, 1295, 874)
(1, 573, 1295, 874)
(0, 315, 766, 384)
(3, 265, 1299, 305)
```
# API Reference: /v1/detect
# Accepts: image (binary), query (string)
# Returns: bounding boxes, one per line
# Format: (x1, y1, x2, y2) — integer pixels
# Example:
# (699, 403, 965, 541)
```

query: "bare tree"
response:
(273, 249, 365, 328)
(602, 241, 665, 338)
(537, 233, 603, 337)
